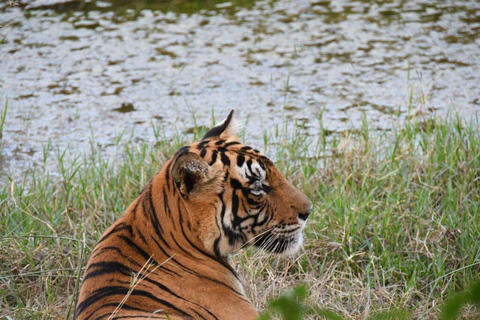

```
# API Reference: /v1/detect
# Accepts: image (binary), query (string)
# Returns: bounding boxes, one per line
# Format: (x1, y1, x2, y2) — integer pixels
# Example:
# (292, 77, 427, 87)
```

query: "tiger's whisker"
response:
(233, 226, 276, 253)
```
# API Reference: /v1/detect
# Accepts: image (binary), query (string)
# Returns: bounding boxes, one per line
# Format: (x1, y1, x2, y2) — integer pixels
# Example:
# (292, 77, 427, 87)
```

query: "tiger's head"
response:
(169, 110, 312, 258)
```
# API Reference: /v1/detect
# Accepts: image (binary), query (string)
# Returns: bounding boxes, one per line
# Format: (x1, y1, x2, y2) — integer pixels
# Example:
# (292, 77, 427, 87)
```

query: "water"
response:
(1, 0, 479, 177)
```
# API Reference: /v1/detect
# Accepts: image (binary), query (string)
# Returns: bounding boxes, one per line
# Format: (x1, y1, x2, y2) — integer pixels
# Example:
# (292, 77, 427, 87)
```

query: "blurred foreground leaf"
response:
(442, 280, 480, 320)
(258, 285, 344, 320)
(259, 279, 480, 320)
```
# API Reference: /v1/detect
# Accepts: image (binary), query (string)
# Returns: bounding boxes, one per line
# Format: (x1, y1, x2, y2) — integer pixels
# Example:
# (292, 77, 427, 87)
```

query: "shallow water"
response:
(1, 0, 479, 176)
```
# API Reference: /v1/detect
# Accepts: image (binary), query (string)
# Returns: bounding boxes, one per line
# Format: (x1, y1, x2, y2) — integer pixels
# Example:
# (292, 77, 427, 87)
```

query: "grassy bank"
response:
(1, 112, 479, 319)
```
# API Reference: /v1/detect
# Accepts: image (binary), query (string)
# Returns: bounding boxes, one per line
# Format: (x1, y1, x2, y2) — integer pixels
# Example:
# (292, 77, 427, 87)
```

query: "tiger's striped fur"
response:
(75, 111, 312, 320)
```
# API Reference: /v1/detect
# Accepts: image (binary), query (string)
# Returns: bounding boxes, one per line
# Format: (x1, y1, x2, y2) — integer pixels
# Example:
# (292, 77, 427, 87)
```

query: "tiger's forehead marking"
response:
(193, 139, 262, 160)
(236, 158, 267, 182)
(193, 139, 264, 156)
(191, 138, 273, 179)
(195, 139, 245, 151)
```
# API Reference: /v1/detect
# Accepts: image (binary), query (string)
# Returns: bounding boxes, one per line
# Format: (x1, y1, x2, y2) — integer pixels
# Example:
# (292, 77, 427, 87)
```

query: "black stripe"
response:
(136, 228, 148, 245)
(222, 194, 245, 246)
(149, 235, 190, 273)
(223, 141, 240, 148)
(220, 152, 230, 166)
(259, 155, 273, 165)
(118, 235, 153, 263)
(209, 150, 218, 165)
(245, 195, 260, 205)
(213, 237, 222, 259)
(170, 231, 195, 258)
(230, 178, 242, 190)
(191, 308, 213, 319)
(231, 193, 239, 220)
(89, 303, 162, 320)
(149, 232, 242, 301)
(240, 187, 261, 205)
(83, 261, 132, 281)
(91, 246, 143, 268)
(200, 148, 207, 158)
(236, 154, 245, 167)
(108, 238, 179, 277)
(177, 198, 239, 281)
(163, 188, 172, 219)
(215, 139, 226, 145)
(246, 159, 253, 175)
(258, 159, 266, 171)
(96, 223, 133, 248)
(138, 271, 219, 320)
(164, 161, 172, 191)
(146, 186, 171, 250)
(189, 269, 246, 299)
(111, 316, 168, 319)
(76, 286, 193, 319)
(253, 214, 269, 230)
(197, 140, 210, 149)
(158, 264, 181, 278)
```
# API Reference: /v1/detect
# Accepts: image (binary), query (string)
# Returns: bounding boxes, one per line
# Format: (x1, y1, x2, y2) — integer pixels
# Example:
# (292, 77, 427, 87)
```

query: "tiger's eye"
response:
(252, 180, 263, 191)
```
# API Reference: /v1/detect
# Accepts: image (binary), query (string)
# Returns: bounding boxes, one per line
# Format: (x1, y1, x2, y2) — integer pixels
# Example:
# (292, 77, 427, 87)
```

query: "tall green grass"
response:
(0, 98, 7, 141)
(0, 111, 479, 319)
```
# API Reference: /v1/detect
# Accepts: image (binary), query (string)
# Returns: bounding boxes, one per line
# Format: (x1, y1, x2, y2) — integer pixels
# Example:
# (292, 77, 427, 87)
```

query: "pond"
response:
(1, 0, 479, 177)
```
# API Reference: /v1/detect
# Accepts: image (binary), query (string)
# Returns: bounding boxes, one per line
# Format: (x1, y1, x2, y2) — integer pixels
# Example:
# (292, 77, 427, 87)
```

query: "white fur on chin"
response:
(279, 233, 304, 257)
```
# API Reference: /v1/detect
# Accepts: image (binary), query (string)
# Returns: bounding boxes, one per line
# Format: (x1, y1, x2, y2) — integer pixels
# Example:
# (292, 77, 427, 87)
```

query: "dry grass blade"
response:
(108, 255, 175, 320)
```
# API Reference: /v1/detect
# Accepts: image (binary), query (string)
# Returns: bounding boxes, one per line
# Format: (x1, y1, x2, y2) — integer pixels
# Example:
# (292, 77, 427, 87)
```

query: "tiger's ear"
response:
(171, 152, 215, 198)
(202, 110, 238, 140)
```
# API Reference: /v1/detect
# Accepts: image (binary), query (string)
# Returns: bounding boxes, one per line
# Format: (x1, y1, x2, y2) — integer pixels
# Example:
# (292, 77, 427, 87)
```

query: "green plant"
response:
(0, 98, 7, 140)
(258, 285, 344, 320)
(259, 280, 480, 320)
(442, 280, 480, 320)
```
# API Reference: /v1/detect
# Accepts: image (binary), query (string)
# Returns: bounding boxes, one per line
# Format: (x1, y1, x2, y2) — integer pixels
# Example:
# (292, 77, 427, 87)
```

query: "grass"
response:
(0, 110, 479, 319)
(0, 98, 7, 141)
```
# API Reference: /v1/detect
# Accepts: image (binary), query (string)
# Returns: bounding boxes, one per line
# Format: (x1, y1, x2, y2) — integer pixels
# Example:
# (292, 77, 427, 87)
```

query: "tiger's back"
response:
(75, 111, 312, 320)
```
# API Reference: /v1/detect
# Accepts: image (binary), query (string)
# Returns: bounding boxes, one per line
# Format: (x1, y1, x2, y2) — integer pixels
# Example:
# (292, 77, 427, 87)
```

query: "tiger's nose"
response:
(298, 207, 312, 221)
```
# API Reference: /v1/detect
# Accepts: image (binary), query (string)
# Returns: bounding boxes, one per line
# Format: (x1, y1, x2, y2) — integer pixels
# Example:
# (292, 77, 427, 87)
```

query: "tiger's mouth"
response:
(253, 226, 303, 255)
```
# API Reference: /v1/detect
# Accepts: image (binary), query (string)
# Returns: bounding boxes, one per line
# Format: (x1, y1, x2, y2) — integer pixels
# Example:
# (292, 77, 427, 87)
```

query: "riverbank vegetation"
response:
(1, 111, 479, 319)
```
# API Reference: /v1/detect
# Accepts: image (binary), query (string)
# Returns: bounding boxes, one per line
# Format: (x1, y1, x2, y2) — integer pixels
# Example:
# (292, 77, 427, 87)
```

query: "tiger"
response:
(75, 110, 313, 320)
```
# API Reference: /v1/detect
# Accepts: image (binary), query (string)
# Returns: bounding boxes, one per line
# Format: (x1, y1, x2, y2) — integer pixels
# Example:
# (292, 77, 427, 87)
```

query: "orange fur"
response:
(75, 111, 312, 320)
